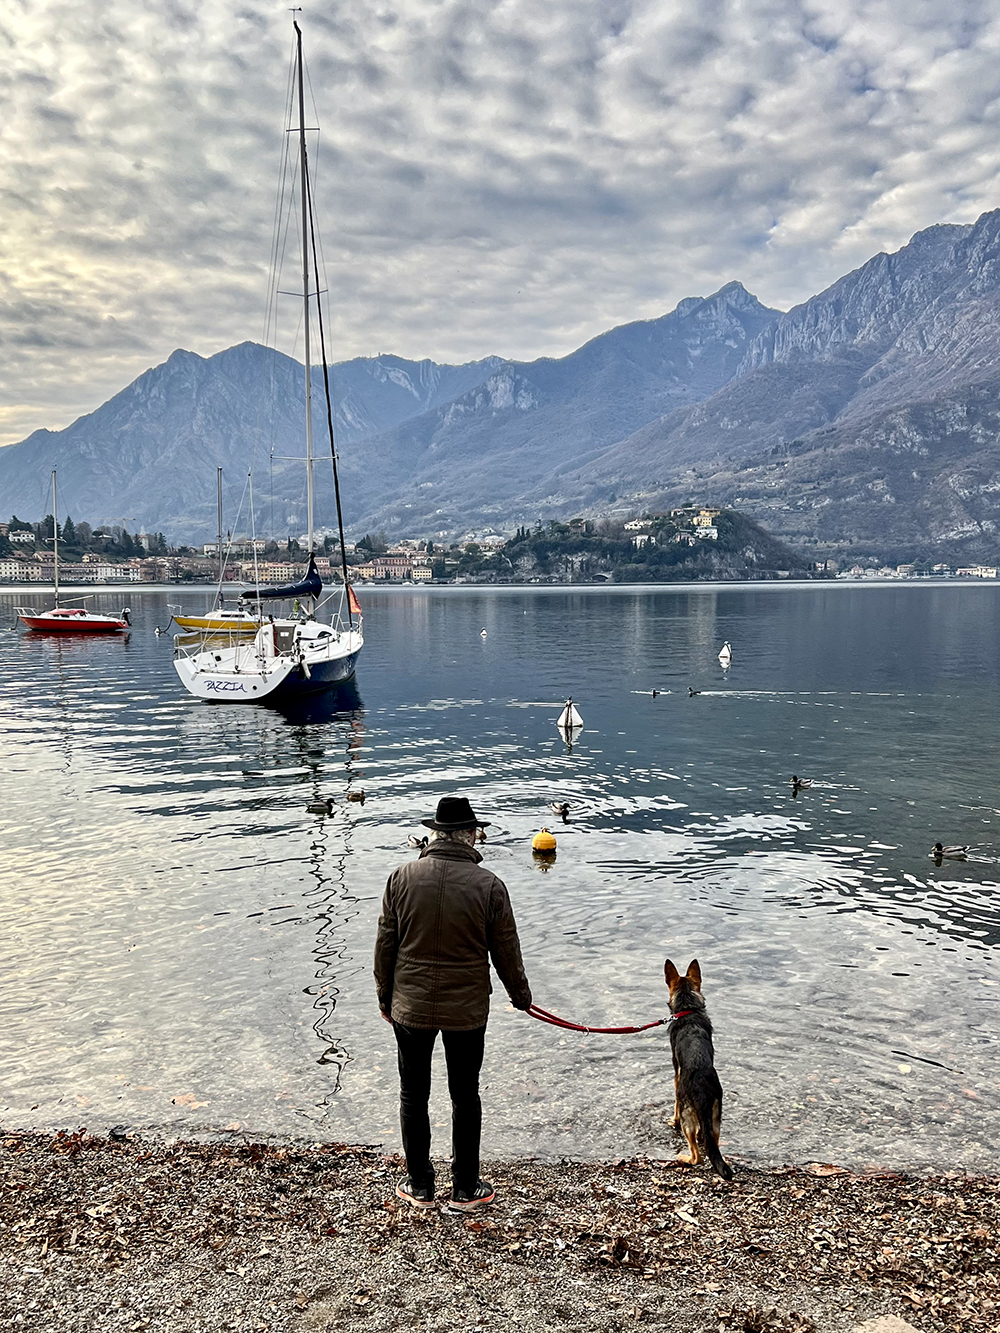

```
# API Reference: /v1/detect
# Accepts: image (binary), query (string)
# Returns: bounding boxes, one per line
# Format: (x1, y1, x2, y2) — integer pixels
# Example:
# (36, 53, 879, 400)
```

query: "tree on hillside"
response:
(356, 531, 388, 555)
(61, 516, 77, 546)
(117, 527, 141, 558)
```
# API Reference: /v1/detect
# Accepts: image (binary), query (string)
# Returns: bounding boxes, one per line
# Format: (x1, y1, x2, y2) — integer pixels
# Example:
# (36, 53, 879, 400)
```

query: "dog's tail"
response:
(704, 1120, 733, 1181)
(699, 1093, 734, 1182)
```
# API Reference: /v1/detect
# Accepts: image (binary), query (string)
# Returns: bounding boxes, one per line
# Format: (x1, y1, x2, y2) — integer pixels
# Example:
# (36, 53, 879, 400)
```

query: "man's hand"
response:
(380, 1010, 393, 1025)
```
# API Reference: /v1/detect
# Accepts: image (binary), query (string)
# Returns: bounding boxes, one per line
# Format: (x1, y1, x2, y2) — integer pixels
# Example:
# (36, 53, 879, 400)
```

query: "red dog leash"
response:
(526, 1003, 689, 1035)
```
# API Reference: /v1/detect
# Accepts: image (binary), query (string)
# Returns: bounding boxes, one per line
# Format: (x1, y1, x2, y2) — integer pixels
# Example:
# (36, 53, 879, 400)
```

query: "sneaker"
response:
(447, 1180, 496, 1212)
(395, 1175, 436, 1210)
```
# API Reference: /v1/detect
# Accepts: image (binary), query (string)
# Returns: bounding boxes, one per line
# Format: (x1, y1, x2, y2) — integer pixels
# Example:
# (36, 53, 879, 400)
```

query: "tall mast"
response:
(298, 30, 355, 625)
(52, 469, 59, 606)
(294, 20, 314, 557)
(217, 466, 223, 595)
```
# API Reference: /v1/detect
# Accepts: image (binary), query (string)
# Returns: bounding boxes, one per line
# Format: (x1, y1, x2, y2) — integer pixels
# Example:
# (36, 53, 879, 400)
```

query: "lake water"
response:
(1, 582, 998, 1173)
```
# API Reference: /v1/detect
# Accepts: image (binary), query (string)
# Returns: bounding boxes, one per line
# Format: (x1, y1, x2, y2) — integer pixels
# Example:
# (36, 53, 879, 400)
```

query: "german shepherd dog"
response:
(664, 959, 733, 1180)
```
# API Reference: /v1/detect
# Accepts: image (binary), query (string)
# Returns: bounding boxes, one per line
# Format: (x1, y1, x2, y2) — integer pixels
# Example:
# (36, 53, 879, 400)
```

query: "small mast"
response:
(217, 466, 223, 597)
(52, 469, 59, 607)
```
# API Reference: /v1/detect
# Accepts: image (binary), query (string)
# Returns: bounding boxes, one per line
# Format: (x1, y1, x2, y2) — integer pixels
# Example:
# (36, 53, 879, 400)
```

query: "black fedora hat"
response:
(421, 796, 491, 831)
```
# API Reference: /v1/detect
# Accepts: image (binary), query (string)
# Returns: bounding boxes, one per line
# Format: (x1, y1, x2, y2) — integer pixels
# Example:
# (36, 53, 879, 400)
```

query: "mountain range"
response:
(7, 209, 1000, 561)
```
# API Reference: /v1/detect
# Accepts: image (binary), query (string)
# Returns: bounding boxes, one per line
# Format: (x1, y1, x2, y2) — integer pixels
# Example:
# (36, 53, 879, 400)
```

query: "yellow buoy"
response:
(532, 827, 557, 852)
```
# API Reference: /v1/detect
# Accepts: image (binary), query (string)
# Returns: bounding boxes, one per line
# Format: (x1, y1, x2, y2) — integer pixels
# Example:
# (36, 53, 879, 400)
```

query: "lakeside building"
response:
(377, 555, 413, 577)
(0, 558, 38, 580)
(85, 562, 141, 582)
(352, 553, 420, 581)
(0, 557, 143, 584)
(56, 563, 94, 582)
(0, 548, 376, 586)
(249, 562, 307, 582)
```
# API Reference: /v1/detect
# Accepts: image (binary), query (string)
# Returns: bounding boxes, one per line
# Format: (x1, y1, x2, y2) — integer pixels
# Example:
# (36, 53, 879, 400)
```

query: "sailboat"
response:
(173, 22, 363, 704)
(16, 471, 131, 634)
(171, 468, 261, 635)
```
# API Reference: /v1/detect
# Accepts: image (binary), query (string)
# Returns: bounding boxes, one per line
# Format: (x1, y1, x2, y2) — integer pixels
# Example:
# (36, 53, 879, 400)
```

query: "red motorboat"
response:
(16, 605, 130, 634)
(14, 470, 131, 634)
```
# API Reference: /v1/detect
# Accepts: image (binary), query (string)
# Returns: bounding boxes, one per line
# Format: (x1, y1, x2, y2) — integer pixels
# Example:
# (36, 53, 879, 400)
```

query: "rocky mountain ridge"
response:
(0, 283, 779, 541)
(7, 209, 1000, 559)
(553, 210, 1000, 560)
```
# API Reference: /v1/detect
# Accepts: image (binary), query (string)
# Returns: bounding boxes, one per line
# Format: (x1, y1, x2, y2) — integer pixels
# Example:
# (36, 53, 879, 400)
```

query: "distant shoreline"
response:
(3, 577, 1000, 595)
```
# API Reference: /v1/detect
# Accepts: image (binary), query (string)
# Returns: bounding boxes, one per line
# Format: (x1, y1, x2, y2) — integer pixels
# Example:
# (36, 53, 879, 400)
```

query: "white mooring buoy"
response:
(556, 697, 584, 729)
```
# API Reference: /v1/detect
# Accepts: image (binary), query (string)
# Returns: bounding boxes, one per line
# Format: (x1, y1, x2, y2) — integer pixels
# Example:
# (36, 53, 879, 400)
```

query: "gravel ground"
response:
(0, 1130, 996, 1333)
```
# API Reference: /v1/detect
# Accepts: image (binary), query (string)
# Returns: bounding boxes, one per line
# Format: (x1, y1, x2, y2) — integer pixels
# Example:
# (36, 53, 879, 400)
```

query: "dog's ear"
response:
(664, 959, 680, 986)
(686, 959, 702, 990)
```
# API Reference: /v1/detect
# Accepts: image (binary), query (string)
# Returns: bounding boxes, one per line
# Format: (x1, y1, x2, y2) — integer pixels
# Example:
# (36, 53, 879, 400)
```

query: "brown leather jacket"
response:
(374, 840, 532, 1029)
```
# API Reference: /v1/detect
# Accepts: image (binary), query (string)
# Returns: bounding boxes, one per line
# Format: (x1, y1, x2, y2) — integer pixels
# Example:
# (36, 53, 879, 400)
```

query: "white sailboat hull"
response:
(174, 621, 363, 703)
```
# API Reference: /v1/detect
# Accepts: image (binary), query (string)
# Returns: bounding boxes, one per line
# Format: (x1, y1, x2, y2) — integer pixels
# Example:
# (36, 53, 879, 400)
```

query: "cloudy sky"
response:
(2, 0, 1000, 444)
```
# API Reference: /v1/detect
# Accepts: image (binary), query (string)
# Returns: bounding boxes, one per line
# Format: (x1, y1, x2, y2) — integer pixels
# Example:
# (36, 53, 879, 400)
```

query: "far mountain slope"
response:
(12, 209, 1000, 561)
(0, 343, 500, 538)
(340, 282, 779, 535)
(551, 211, 1000, 560)
(0, 285, 779, 541)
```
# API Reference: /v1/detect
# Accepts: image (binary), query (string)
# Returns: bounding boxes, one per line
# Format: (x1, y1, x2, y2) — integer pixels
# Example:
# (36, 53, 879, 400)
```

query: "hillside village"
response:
(2, 502, 996, 585)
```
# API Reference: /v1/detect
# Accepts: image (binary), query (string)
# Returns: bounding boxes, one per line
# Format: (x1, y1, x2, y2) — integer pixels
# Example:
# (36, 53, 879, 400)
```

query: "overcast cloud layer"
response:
(2, 0, 1000, 444)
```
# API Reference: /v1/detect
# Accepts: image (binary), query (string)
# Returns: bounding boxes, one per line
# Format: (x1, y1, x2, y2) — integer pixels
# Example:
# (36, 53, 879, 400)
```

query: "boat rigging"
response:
(173, 20, 363, 703)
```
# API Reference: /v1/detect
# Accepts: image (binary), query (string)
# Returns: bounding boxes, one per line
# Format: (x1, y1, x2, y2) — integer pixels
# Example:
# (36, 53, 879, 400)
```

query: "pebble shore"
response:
(0, 1130, 996, 1332)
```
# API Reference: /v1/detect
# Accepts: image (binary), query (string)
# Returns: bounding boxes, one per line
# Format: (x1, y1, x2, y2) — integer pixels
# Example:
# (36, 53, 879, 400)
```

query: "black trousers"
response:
(392, 1020, 487, 1195)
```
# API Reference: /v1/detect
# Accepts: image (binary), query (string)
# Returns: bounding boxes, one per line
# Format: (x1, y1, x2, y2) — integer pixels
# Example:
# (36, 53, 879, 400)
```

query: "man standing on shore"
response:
(374, 796, 532, 1212)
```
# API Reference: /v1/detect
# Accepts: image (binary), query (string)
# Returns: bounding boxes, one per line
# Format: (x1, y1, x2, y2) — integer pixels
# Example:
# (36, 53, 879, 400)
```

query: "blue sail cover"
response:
(240, 553, 323, 602)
